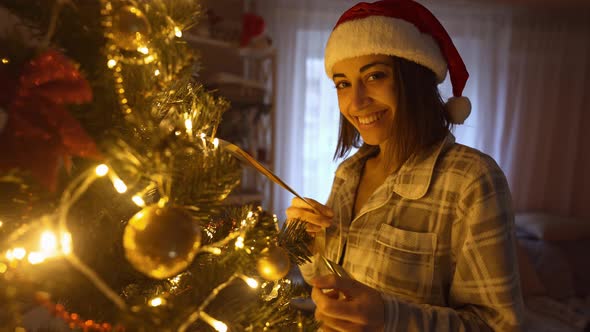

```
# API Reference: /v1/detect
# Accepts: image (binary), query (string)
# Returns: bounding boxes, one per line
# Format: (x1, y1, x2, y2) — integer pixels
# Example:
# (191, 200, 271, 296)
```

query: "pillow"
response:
(515, 212, 590, 242)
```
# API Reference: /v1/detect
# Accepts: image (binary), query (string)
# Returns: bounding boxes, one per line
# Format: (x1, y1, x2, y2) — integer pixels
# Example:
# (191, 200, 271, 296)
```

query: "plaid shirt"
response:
(300, 134, 524, 331)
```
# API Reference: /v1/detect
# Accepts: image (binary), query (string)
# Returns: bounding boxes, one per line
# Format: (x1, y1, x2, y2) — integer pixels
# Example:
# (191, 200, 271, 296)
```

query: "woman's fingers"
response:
(286, 197, 334, 235)
(306, 223, 323, 233)
(286, 206, 332, 228)
(291, 197, 334, 217)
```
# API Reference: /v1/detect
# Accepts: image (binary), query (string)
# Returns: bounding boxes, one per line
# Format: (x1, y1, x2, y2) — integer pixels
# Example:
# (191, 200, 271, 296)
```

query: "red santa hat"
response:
(325, 0, 471, 124)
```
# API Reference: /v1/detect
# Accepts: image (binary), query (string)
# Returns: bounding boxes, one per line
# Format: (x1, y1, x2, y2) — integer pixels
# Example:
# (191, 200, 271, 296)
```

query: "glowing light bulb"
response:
(12, 248, 26, 260)
(132, 195, 146, 207)
(244, 277, 258, 289)
(61, 232, 72, 255)
(185, 119, 193, 134)
(40, 231, 58, 254)
(28, 252, 46, 265)
(107, 59, 117, 68)
(144, 55, 155, 64)
(174, 26, 182, 38)
(213, 138, 219, 149)
(113, 178, 127, 193)
(137, 46, 149, 54)
(212, 321, 227, 332)
(1, 58, 9, 64)
(149, 297, 165, 307)
(235, 236, 244, 249)
(154, 69, 161, 76)
(95, 164, 109, 176)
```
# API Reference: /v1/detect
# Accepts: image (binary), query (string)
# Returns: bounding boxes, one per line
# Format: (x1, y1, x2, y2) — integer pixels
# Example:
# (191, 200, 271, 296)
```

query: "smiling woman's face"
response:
(331, 54, 398, 146)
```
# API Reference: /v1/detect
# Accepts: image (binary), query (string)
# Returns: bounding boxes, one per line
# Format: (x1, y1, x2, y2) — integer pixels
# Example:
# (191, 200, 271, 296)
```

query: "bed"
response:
(515, 212, 590, 332)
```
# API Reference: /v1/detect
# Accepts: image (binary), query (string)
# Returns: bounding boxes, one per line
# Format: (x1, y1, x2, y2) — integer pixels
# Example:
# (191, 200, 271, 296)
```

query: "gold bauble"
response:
(256, 246, 291, 281)
(112, 5, 152, 51)
(123, 205, 201, 279)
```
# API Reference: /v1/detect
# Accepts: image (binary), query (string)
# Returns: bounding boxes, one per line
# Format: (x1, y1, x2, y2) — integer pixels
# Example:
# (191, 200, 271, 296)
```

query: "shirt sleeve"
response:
(382, 159, 525, 331)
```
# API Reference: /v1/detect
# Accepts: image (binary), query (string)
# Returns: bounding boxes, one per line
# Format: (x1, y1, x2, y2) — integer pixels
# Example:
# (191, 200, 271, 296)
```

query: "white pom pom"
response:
(445, 96, 471, 124)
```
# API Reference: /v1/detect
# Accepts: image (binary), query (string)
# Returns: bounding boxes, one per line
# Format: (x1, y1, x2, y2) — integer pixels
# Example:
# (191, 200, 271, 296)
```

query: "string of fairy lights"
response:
(1, 156, 270, 331)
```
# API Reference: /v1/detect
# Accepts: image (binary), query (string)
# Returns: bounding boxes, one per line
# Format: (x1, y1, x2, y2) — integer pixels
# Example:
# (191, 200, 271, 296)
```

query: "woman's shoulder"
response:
(438, 142, 507, 183)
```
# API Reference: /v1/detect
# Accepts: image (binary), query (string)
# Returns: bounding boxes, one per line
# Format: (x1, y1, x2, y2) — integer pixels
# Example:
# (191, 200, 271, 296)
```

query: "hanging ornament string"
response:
(35, 292, 124, 332)
(56, 166, 128, 311)
(99, 0, 157, 116)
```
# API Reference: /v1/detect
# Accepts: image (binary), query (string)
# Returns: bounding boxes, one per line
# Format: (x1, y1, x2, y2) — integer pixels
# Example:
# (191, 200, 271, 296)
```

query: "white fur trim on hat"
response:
(445, 96, 471, 124)
(324, 16, 447, 82)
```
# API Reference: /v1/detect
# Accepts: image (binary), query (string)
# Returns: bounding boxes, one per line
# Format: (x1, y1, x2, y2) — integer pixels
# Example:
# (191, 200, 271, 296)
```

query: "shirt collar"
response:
(335, 133, 456, 200)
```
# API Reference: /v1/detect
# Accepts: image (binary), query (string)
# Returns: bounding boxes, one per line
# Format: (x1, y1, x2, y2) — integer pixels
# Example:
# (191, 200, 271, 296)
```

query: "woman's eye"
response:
(334, 81, 350, 90)
(366, 72, 386, 81)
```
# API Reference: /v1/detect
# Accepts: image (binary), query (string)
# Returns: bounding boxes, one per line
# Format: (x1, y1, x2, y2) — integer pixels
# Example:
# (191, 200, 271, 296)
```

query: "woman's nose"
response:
(350, 82, 371, 111)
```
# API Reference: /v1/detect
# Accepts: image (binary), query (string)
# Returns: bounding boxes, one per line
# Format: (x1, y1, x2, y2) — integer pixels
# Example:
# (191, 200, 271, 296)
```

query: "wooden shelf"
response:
(185, 3, 276, 210)
(184, 34, 276, 59)
(209, 72, 267, 90)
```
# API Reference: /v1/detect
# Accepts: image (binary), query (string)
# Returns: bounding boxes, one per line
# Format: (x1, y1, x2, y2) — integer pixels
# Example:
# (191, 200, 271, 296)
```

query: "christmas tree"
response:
(0, 0, 314, 330)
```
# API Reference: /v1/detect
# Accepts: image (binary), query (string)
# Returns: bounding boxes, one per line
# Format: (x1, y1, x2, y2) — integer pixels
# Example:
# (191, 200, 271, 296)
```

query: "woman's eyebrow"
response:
(332, 61, 391, 80)
(359, 62, 390, 73)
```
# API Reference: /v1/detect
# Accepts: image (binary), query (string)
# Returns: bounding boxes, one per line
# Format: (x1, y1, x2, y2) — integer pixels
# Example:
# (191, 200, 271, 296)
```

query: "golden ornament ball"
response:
(123, 205, 201, 279)
(256, 246, 291, 281)
(111, 5, 152, 51)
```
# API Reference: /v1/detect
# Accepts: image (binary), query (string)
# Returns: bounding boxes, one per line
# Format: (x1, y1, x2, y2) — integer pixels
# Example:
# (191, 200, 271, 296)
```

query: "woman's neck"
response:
(373, 141, 402, 174)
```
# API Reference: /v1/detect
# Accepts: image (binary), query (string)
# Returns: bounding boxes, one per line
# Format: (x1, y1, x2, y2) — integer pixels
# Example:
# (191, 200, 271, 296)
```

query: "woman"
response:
(286, 0, 524, 331)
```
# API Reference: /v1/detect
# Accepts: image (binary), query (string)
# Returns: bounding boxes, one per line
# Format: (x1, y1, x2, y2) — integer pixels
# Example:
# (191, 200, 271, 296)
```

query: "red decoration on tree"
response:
(0, 49, 102, 191)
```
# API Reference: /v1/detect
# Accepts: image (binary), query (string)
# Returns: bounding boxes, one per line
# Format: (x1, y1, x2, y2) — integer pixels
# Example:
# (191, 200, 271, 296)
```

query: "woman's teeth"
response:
(357, 112, 383, 125)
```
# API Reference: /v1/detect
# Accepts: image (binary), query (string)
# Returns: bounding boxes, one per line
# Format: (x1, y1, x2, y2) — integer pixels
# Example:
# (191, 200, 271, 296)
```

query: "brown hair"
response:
(333, 56, 451, 167)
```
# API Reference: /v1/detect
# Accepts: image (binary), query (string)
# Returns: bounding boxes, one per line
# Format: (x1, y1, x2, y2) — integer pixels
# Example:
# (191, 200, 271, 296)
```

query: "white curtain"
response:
(259, 0, 590, 220)
(259, 0, 356, 220)
(431, 4, 590, 218)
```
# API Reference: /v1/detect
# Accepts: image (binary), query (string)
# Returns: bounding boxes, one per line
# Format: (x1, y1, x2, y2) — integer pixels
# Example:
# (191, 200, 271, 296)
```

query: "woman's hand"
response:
(286, 197, 334, 235)
(311, 274, 385, 332)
